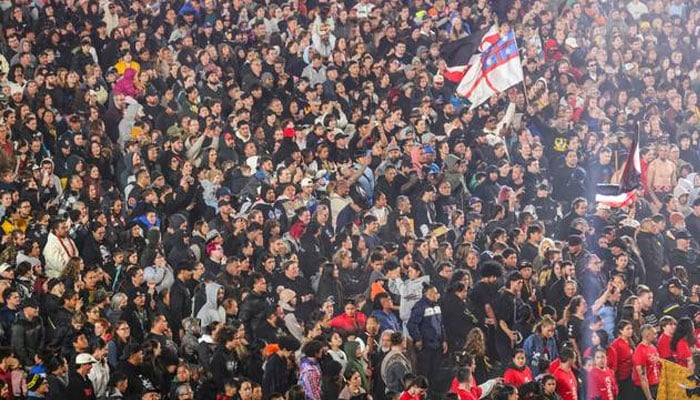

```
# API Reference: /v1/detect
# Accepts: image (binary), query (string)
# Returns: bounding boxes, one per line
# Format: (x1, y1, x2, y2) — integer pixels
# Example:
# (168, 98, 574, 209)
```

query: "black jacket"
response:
(11, 313, 44, 367)
(263, 352, 291, 399)
(239, 290, 270, 335)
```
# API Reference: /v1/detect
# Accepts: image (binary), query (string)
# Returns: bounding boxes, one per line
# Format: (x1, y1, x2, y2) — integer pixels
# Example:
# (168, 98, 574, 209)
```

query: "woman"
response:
(316, 262, 344, 312)
(344, 340, 368, 390)
(399, 375, 429, 400)
(450, 366, 481, 400)
(107, 320, 131, 368)
(338, 370, 370, 400)
(540, 374, 561, 400)
(563, 295, 587, 357)
(522, 316, 559, 375)
(586, 348, 618, 400)
(609, 320, 635, 400)
(582, 329, 617, 371)
(671, 316, 695, 367)
(503, 349, 534, 388)
(464, 328, 491, 384)
(327, 332, 348, 374)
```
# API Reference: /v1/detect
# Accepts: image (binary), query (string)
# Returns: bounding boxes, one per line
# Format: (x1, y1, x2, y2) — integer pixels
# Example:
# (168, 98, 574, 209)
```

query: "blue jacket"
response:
(522, 333, 559, 375)
(371, 309, 402, 333)
(407, 297, 445, 350)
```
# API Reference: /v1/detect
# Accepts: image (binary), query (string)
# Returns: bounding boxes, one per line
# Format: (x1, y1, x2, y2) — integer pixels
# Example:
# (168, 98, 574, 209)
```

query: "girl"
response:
(586, 348, 618, 400)
(503, 349, 534, 388)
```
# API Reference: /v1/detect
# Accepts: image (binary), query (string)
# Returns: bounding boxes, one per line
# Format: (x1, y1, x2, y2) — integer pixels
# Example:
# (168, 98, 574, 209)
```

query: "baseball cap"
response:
(76, 353, 98, 365)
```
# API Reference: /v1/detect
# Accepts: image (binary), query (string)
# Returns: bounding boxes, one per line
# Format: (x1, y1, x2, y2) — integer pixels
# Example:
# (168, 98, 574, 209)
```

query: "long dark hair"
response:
(672, 317, 696, 351)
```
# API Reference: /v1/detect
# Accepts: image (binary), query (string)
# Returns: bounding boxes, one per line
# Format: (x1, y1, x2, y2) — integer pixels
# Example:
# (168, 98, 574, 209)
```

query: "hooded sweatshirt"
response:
(196, 283, 224, 329)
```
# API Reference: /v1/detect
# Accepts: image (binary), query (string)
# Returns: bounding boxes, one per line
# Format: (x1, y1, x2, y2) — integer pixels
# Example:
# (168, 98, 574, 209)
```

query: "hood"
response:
(123, 67, 137, 80)
(674, 179, 692, 199)
(204, 282, 222, 308)
(445, 154, 461, 171)
(343, 341, 360, 363)
(147, 227, 161, 246)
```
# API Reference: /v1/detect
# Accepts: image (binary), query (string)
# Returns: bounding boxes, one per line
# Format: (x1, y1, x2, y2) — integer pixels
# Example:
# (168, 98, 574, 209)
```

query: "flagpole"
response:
(512, 34, 530, 109)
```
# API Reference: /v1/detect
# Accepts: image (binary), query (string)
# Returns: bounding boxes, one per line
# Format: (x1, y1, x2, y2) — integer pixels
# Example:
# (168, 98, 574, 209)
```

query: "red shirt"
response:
(329, 312, 367, 335)
(582, 346, 618, 371)
(632, 342, 661, 387)
(399, 392, 421, 400)
(551, 364, 578, 400)
(610, 337, 634, 381)
(672, 338, 692, 367)
(587, 367, 619, 400)
(657, 333, 672, 360)
(503, 366, 533, 388)
(450, 378, 480, 400)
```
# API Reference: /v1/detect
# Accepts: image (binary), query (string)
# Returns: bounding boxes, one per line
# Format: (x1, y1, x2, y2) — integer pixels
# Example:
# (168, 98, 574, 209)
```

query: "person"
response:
(399, 375, 429, 400)
(669, 316, 695, 367)
(503, 349, 534, 388)
(338, 370, 370, 400)
(549, 348, 577, 400)
(656, 315, 677, 361)
(586, 347, 618, 400)
(632, 324, 661, 400)
(540, 374, 562, 400)
(381, 331, 412, 395)
(522, 316, 558, 375)
(407, 283, 447, 394)
(610, 320, 636, 400)
(67, 353, 98, 400)
(494, 272, 525, 363)
(263, 336, 300, 399)
(299, 340, 324, 400)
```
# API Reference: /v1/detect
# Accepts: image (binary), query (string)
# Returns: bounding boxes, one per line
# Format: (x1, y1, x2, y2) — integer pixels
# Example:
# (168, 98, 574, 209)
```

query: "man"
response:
(169, 262, 194, 338)
(669, 231, 698, 282)
(494, 271, 524, 362)
(10, 298, 43, 367)
(520, 225, 542, 264)
(43, 218, 78, 278)
(263, 336, 299, 398)
(686, 198, 700, 242)
(633, 324, 661, 400)
(0, 289, 20, 345)
(239, 272, 270, 336)
(408, 284, 447, 395)
(145, 314, 178, 369)
(116, 343, 153, 398)
(647, 143, 677, 208)
(67, 353, 97, 400)
(371, 292, 401, 333)
(580, 255, 606, 304)
(380, 331, 412, 394)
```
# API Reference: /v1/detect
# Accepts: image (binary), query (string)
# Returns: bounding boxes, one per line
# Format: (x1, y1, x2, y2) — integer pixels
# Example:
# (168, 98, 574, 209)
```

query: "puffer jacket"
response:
(10, 313, 44, 367)
(407, 296, 445, 350)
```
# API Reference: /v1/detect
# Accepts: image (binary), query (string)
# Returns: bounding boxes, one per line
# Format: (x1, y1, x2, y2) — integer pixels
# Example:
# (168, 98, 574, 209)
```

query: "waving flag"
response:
(440, 26, 499, 83)
(456, 28, 524, 109)
(595, 126, 641, 208)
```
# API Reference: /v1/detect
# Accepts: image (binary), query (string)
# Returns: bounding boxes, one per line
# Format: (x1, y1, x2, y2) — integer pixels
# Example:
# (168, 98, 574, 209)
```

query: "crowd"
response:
(0, 0, 698, 399)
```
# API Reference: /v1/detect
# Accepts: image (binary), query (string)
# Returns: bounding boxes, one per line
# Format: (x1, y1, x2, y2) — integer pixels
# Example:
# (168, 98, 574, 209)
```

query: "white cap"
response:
(564, 37, 579, 48)
(75, 353, 98, 365)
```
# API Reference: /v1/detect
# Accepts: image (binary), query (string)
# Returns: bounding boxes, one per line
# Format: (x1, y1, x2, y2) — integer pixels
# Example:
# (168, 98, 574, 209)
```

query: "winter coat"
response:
(407, 296, 446, 350)
(10, 313, 44, 367)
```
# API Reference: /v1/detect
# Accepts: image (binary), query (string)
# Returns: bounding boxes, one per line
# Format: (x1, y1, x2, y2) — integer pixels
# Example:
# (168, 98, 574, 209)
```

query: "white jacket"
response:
(43, 232, 77, 278)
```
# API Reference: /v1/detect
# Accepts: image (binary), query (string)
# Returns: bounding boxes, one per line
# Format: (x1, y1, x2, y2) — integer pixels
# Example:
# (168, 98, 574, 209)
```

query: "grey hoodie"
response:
(196, 282, 223, 329)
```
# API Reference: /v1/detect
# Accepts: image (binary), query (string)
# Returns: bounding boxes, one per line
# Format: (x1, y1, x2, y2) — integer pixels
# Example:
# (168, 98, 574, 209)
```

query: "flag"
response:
(657, 359, 694, 400)
(440, 26, 499, 83)
(595, 126, 641, 208)
(456, 28, 524, 109)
